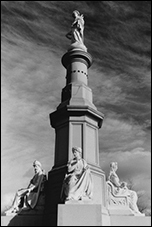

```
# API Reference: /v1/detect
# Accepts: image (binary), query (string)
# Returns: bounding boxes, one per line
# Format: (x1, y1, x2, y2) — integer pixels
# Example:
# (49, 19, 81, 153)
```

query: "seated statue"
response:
(5, 160, 47, 215)
(61, 147, 93, 203)
(107, 162, 144, 216)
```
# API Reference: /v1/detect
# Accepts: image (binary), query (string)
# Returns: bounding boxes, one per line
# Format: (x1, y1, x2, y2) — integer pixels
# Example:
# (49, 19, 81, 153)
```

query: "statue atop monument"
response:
(66, 10, 87, 52)
(107, 162, 145, 216)
(61, 147, 93, 203)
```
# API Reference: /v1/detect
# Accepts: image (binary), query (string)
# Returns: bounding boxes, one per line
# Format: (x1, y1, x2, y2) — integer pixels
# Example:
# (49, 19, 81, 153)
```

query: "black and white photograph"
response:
(1, 1, 151, 226)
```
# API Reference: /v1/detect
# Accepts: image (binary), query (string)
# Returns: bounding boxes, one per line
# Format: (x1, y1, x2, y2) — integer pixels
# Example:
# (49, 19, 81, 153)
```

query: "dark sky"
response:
(1, 1, 151, 214)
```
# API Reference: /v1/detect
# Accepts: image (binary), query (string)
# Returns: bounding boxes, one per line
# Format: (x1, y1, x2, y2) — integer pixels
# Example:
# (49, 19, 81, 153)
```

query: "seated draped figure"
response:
(5, 160, 47, 215)
(107, 162, 145, 216)
(61, 147, 93, 202)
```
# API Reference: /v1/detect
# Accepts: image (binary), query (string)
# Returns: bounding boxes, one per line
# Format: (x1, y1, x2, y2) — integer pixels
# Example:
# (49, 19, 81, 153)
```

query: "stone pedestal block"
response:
(59, 83, 97, 110)
(1, 215, 43, 226)
(57, 204, 111, 226)
(57, 204, 151, 226)
(50, 105, 103, 168)
(110, 216, 151, 226)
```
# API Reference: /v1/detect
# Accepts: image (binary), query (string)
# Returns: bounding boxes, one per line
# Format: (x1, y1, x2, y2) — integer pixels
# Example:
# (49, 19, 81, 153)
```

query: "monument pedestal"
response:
(1, 215, 43, 226)
(57, 204, 151, 226)
(1, 210, 150, 226)
(58, 204, 111, 226)
(110, 215, 151, 226)
(1, 193, 45, 226)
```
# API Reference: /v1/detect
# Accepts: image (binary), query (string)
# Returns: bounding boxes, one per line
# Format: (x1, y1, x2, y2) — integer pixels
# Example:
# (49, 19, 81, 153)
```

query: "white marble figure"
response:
(61, 147, 93, 202)
(5, 160, 47, 215)
(108, 162, 144, 216)
(66, 10, 87, 52)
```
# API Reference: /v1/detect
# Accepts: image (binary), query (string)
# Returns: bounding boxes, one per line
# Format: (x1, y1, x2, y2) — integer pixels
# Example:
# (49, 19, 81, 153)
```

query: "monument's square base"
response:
(110, 215, 151, 226)
(58, 204, 111, 226)
(1, 204, 45, 226)
(57, 204, 151, 226)
(1, 206, 151, 226)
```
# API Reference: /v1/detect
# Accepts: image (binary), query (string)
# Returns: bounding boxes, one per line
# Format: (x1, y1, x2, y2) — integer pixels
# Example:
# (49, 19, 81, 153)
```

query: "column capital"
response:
(62, 50, 92, 69)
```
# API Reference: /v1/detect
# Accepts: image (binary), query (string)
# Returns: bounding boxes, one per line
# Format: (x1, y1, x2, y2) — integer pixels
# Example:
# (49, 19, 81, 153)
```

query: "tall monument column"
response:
(44, 10, 109, 226)
(51, 49, 104, 169)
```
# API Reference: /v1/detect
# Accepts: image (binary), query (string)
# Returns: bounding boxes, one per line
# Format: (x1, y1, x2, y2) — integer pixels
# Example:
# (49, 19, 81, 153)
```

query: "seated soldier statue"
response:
(107, 162, 144, 216)
(5, 160, 47, 215)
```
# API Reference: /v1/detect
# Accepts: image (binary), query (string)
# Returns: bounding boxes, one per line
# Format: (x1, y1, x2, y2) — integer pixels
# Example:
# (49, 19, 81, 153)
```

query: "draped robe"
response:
(61, 158, 93, 202)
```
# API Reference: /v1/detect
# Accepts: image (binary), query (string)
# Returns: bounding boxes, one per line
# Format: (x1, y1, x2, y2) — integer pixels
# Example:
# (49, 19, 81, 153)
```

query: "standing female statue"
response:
(61, 147, 93, 202)
(66, 10, 87, 52)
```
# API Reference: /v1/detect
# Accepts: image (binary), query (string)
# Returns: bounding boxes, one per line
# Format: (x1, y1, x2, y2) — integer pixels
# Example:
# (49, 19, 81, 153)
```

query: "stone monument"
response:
(44, 10, 108, 226)
(43, 10, 150, 226)
(2, 10, 150, 226)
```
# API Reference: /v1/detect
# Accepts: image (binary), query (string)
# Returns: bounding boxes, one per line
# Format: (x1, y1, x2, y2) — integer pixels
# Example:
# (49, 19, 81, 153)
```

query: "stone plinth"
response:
(1, 195, 45, 226)
(1, 212, 151, 226)
(57, 204, 111, 226)
(50, 105, 103, 167)
(110, 216, 151, 226)
(1, 215, 43, 226)
(57, 204, 151, 226)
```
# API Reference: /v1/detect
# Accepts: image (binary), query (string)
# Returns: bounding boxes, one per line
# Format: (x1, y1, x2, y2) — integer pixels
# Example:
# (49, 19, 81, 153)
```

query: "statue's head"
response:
(72, 147, 82, 157)
(33, 160, 42, 173)
(110, 162, 118, 171)
(72, 10, 80, 18)
(72, 146, 82, 154)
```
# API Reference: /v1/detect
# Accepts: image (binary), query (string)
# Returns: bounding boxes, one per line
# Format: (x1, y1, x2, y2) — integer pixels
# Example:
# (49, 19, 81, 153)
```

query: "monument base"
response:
(57, 204, 111, 226)
(1, 198, 45, 226)
(57, 204, 151, 226)
(1, 215, 43, 226)
(1, 206, 151, 226)
(110, 215, 151, 226)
